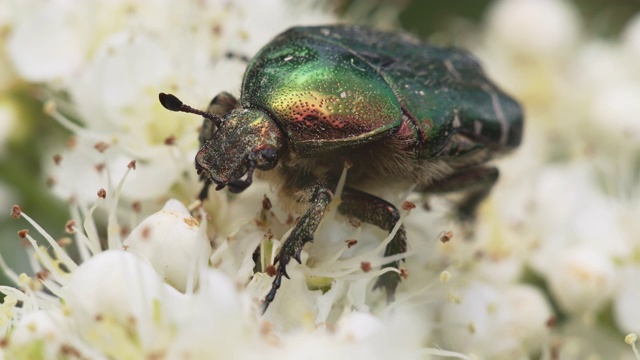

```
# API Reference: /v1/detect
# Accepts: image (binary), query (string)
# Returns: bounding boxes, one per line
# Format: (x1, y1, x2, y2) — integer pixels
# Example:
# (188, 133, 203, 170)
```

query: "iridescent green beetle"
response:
(159, 25, 523, 313)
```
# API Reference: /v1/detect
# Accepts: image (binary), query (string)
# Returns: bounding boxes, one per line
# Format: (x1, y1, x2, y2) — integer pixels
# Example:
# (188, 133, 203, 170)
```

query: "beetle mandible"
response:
(159, 25, 524, 313)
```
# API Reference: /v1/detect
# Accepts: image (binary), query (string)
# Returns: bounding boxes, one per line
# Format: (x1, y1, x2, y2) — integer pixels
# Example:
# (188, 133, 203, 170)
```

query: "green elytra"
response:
(242, 25, 522, 157)
(159, 25, 523, 314)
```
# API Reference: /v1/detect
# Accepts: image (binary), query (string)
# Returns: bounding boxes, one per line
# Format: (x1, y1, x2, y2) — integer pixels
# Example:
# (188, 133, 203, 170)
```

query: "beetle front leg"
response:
(263, 186, 333, 313)
(419, 166, 498, 221)
(338, 187, 407, 302)
(197, 92, 239, 201)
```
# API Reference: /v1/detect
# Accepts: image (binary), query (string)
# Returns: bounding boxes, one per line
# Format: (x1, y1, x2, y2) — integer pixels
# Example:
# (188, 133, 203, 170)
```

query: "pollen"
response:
(183, 217, 199, 227)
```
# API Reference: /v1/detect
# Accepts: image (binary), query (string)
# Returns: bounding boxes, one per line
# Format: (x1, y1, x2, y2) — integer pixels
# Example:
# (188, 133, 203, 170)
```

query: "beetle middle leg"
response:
(263, 185, 333, 313)
(338, 187, 407, 302)
(224, 51, 251, 64)
(196, 92, 239, 200)
(418, 166, 499, 221)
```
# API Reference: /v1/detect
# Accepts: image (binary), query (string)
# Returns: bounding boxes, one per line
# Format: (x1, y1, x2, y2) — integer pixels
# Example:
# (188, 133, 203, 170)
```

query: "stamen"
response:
(0, 253, 20, 284)
(21, 232, 67, 281)
(44, 99, 106, 142)
(325, 164, 349, 223)
(19, 211, 78, 272)
(331, 212, 407, 268)
(76, 202, 103, 256)
(107, 161, 136, 250)
(311, 263, 400, 280)
(626, 333, 640, 359)
(0, 285, 33, 307)
(420, 348, 474, 359)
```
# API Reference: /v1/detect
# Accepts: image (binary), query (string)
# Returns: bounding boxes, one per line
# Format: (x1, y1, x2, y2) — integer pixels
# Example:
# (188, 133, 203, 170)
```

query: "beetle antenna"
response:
(158, 92, 222, 128)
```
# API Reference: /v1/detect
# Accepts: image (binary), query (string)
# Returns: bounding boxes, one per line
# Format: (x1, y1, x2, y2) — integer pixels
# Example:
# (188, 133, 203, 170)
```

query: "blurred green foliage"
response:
(0, 88, 70, 283)
(337, 0, 640, 38)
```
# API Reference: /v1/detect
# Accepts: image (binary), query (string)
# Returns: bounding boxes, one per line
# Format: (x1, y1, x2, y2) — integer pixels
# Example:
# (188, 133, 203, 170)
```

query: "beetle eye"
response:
(261, 147, 277, 161)
(255, 147, 278, 170)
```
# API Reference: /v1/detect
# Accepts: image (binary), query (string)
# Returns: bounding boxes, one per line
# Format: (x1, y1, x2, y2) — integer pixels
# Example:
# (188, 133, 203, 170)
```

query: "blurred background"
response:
(4, 0, 637, 266)
(357, 0, 640, 37)
(1, 0, 640, 357)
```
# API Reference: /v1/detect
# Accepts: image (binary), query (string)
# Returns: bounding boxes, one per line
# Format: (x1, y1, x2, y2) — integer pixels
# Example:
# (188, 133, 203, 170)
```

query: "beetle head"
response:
(159, 93, 284, 194)
(196, 108, 284, 193)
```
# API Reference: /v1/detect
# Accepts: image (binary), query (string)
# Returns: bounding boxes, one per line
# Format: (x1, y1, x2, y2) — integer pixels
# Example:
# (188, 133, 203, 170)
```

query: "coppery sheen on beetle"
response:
(159, 25, 524, 313)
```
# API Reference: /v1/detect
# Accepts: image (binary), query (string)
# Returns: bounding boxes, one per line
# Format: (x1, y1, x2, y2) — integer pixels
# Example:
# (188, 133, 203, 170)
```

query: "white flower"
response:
(590, 80, 640, 142)
(64, 250, 183, 357)
(438, 282, 552, 358)
(8, 0, 336, 207)
(546, 246, 616, 315)
(123, 199, 212, 292)
(613, 265, 640, 334)
(485, 0, 580, 57)
(1, 193, 442, 359)
(162, 269, 259, 360)
(527, 164, 629, 271)
(7, 310, 74, 359)
(469, 1, 640, 354)
(7, 1, 85, 82)
(6, 0, 640, 358)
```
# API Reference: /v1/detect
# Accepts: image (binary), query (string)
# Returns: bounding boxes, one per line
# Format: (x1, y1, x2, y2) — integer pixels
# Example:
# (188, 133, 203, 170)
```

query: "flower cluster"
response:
(6, 0, 335, 208)
(1, 0, 640, 359)
(456, 0, 640, 357)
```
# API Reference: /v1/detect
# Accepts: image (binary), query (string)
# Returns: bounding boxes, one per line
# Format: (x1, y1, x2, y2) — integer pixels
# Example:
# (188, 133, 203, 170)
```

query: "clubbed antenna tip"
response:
(159, 93, 184, 112)
(158, 92, 223, 128)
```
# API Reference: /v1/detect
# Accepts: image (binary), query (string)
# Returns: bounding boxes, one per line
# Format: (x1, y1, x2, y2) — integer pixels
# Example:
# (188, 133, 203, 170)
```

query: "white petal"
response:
(546, 246, 616, 314)
(590, 82, 640, 141)
(439, 282, 540, 358)
(45, 138, 110, 203)
(528, 164, 627, 274)
(7, 2, 84, 81)
(9, 310, 69, 356)
(336, 312, 384, 341)
(64, 250, 179, 352)
(503, 285, 553, 353)
(109, 153, 181, 200)
(486, 0, 580, 57)
(124, 200, 212, 292)
(164, 270, 256, 360)
(69, 32, 173, 140)
(613, 265, 640, 334)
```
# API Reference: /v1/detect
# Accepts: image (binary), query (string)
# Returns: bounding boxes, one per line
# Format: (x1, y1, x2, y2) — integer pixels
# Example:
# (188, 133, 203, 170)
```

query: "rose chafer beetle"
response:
(159, 25, 523, 313)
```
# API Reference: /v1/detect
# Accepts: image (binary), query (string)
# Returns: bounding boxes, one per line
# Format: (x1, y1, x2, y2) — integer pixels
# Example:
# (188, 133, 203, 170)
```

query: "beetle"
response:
(159, 25, 523, 313)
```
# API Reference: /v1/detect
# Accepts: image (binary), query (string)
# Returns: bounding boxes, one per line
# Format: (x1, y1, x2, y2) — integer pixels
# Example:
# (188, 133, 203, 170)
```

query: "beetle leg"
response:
(196, 92, 239, 201)
(199, 91, 238, 146)
(197, 181, 212, 202)
(338, 187, 406, 302)
(225, 51, 251, 64)
(418, 166, 498, 221)
(263, 186, 333, 313)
